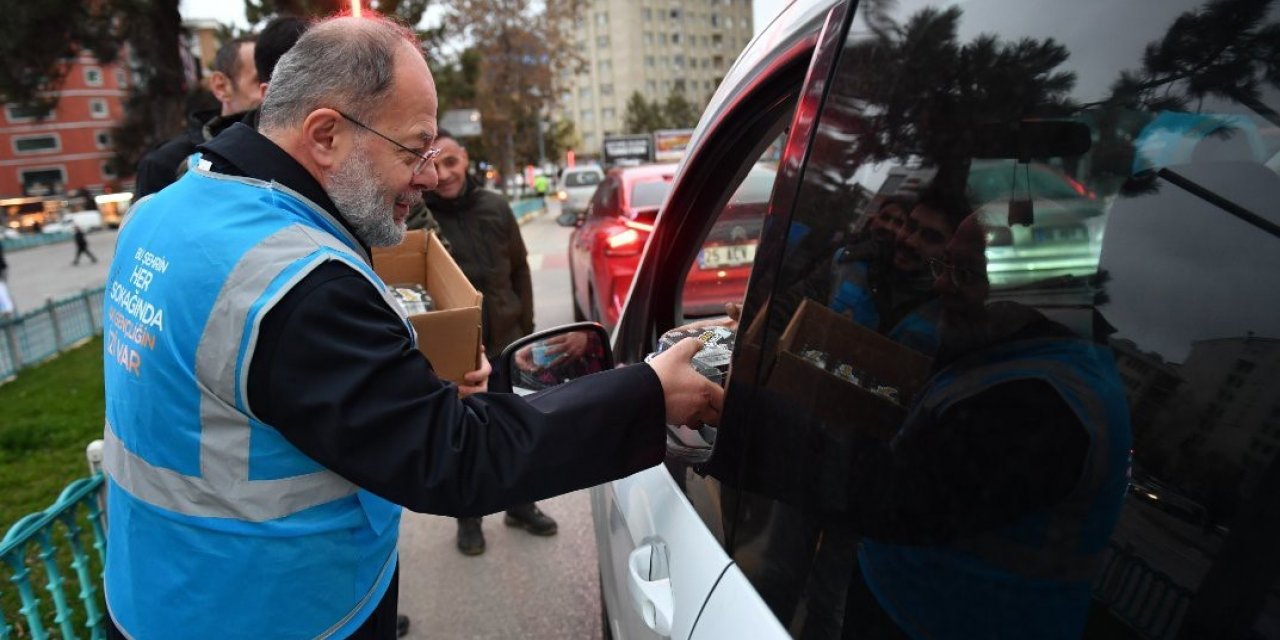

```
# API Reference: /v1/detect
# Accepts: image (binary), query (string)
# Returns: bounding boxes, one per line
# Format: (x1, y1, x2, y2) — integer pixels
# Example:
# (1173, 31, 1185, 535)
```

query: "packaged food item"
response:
(644, 324, 737, 386)
(389, 283, 435, 315)
(798, 347, 829, 371)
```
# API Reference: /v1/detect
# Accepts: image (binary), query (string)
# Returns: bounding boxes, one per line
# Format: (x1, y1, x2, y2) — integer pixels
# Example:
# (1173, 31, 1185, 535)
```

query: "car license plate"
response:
(699, 243, 757, 269)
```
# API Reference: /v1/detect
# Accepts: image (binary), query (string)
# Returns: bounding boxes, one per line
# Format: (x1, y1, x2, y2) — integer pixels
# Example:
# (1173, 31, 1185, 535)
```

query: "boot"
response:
(396, 614, 410, 637)
(456, 517, 485, 555)
(503, 502, 558, 536)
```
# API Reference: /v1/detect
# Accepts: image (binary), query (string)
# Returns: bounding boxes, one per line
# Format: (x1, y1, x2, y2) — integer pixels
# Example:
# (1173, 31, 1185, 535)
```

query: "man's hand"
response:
(670, 301, 743, 333)
(458, 347, 490, 398)
(646, 338, 725, 427)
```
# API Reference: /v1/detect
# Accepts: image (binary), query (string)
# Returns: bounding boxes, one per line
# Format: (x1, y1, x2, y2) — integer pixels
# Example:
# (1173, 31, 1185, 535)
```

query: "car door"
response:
(597, 1, 852, 638)
(696, 0, 1280, 639)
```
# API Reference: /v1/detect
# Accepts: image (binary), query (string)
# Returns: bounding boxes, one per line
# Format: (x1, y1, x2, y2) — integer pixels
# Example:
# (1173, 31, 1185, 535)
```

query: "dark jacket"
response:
(422, 175, 534, 355)
(194, 124, 666, 517)
(134, 109, 252, 199)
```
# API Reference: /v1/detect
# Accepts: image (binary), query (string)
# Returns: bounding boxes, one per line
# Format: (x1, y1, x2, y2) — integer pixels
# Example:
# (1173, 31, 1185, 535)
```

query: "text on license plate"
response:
(699, 243, 757, 269)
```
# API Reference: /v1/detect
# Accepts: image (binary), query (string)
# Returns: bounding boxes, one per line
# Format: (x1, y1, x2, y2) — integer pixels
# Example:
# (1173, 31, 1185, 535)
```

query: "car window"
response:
(564, 170, 602, 187)
(715, 1, 1280, 638)
(678, 141, 783, 320)
(630, 180, 672, 212)
(588, 178, 618, 219)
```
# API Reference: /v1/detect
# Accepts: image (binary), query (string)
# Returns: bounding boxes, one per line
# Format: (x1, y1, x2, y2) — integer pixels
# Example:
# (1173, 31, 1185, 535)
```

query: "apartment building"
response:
(0, 54, 131, 197)
(558, 0, 755, 158)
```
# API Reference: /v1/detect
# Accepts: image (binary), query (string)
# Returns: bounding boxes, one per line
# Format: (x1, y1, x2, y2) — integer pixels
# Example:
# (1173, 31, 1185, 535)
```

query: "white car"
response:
(557, 166, 605, 217)
(499, 0, 1280, 637)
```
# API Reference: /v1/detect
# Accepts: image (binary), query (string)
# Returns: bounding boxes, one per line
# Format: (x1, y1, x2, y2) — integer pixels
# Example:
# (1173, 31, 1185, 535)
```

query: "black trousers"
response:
(107, 566, 401, 639)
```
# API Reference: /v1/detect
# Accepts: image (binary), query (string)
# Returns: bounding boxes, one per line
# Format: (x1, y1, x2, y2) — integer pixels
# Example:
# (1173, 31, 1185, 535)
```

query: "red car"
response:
(569, 163, 772, 329)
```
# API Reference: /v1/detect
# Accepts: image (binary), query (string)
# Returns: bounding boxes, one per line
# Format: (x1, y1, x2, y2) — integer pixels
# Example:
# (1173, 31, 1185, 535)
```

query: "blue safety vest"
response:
(828, 251, 940, 355)
(859, 337, 1132, 640)
(102, 157, 409, 638)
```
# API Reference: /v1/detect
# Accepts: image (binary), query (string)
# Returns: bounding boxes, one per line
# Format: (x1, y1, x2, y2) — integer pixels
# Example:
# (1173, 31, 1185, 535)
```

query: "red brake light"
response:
(604, 227, 643, 256)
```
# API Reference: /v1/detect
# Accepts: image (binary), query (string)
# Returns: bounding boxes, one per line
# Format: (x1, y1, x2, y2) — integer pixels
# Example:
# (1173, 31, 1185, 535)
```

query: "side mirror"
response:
(555, 211, 578, 227)
(493, 323, 614, 395)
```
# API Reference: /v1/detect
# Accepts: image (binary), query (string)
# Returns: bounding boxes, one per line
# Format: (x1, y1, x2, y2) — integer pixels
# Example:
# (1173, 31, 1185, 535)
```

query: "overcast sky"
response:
(180, 0, 791, 36)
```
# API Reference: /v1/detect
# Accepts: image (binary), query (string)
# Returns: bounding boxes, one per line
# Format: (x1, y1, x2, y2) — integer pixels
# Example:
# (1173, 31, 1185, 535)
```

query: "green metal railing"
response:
(1, 443, 107, 640)
(0, 287, 105, 382)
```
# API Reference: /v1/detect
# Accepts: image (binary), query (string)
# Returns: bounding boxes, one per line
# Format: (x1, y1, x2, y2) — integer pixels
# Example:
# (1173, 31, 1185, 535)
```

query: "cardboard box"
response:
(372, 230, 483, 384)
(766, 298, 933, 440)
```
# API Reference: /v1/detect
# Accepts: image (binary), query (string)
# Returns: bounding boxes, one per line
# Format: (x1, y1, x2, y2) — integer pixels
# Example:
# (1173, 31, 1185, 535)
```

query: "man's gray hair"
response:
(258, 15, 420, 132)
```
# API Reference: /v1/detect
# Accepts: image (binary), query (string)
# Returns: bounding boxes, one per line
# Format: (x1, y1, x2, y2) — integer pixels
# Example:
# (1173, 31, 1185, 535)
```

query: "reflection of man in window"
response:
(848, 214, 1133, 640)
(825, 187, 966, 355)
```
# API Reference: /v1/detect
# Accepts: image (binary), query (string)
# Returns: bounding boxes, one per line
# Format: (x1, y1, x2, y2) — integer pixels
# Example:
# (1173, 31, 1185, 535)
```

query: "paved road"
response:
(5, 229, 117, 312)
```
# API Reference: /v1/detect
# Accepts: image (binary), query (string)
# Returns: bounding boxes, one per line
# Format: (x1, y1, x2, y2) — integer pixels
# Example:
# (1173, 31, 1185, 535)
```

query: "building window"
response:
(579, 87, 593, 100)
(670, 8, 682, 19)
(712, 33, 723, 48)
(584, 132, 595, 148)
(660, 33, 668, 45)
(643, 8, 652, 21)
(602, 107, 616, 122)
(713, 55, 725, 68)
(89, 99, 110, 119)
(102, 161, 118, 180)
(646, 80, 657, 93)
(672, 33, 681, 45)
(644, 32, 653, 45)
(645, 56, 655, 68)
(12, 134, 61, 154)
(5, 103, 53, 123)
(597, 35, 610, 48)
(595, 12, 608, 26)
(115, 69, 127, 88)
(711, 13, 720, 27)
(20, 167, 67, 193)
(84, 66, 104, 87)
(598, 59, 612, 75)
(600, 84, 614, 96)
(580, 109, 594, 123)
(725, 16, 734, 28)
(95, 130, 112, 149)
(674, 55, 685, 68)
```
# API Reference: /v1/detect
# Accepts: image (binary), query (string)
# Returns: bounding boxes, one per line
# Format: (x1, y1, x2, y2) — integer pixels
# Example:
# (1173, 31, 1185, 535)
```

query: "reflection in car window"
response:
(712, 1, 1280, 638)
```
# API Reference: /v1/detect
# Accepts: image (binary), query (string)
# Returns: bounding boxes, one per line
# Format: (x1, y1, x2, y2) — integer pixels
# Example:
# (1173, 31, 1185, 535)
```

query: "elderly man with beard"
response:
(100, 14, 722, 640)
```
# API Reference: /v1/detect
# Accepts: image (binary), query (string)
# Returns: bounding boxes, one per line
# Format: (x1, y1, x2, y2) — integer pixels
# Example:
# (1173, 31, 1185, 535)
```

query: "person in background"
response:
(134, 36, 259, 199)
(71, 225, 97, 266)
(411, 130, 554, 556)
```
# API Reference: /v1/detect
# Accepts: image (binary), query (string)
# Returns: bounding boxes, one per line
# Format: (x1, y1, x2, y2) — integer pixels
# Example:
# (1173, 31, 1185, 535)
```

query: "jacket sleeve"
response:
(505, 205, 535, 335)
(247, 261, 666, 516)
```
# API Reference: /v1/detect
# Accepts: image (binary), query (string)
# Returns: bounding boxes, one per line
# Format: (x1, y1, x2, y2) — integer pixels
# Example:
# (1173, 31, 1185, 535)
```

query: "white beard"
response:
(328, 143, 412, 247)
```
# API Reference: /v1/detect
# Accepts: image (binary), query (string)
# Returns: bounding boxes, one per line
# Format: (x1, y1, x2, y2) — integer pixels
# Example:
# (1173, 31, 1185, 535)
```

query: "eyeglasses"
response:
(927, 258, 985, 286)
(334, 109, 441, 175)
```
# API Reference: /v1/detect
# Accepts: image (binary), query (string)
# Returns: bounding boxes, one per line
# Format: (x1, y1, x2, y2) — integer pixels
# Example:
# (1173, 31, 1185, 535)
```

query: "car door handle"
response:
(627, 543, 674, 636)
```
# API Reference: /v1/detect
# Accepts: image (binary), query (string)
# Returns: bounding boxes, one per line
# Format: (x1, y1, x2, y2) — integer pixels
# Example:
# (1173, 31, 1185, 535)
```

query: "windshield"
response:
(564, 171, 602, 187)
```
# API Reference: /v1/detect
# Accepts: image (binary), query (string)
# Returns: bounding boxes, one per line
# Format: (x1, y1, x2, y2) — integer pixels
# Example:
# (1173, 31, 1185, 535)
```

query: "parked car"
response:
(557, 165, 605, 217)
(498, 0, 1280, 638)
(569, 163, 772, 329)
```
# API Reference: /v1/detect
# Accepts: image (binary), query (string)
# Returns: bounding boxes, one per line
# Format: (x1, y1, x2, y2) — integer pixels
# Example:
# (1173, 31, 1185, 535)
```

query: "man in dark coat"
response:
(412, 129, 549, 555)
(135, 36, 259, 199)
